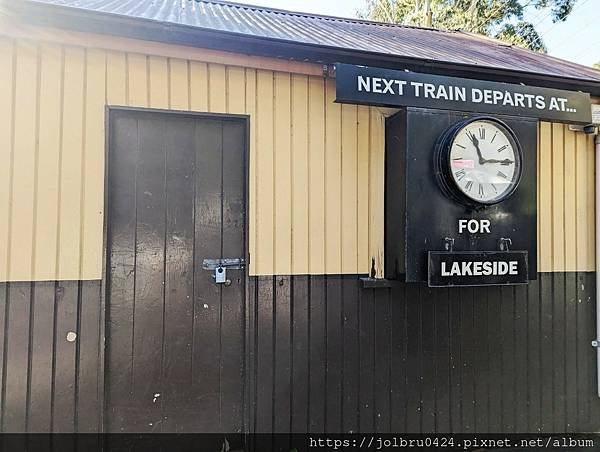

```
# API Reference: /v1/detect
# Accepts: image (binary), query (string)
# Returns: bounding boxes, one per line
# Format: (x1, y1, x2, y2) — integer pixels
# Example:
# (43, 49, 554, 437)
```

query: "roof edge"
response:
(10, 0, 600, 96)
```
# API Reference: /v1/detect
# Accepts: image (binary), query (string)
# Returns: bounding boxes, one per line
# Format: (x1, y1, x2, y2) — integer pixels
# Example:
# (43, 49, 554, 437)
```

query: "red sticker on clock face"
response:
(452, 159, 475, 169)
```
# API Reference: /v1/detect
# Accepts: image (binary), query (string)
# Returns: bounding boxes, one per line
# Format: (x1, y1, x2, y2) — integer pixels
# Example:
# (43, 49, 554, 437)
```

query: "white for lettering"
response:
(458, 219, 491, 234)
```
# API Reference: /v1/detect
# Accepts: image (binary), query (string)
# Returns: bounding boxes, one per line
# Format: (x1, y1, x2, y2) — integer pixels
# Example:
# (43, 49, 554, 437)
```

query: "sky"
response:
(243, 0, 599, 68)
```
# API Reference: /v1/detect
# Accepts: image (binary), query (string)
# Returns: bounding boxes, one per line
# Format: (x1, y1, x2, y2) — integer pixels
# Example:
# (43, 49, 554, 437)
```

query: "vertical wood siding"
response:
(0, 35, 596, 280)
(0, 280, 102, 432)
(0, 36, 387, 280)
(538, 122, 596, 272)
(245, 273, 600, 433)
(2, 273, 597, 432)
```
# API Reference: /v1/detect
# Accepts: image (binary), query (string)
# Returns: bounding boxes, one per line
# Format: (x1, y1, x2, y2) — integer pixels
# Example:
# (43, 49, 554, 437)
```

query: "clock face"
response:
(447, 118, 522, 205)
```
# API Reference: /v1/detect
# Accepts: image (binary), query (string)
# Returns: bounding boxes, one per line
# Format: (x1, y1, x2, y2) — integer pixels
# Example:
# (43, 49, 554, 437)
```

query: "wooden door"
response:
(105, 109, 246, 433)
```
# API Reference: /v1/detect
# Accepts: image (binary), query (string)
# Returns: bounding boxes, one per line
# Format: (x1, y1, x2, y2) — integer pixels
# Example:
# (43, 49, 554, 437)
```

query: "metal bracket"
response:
(498, 237, 512, 251)
(444, 237, 454, 252)
(202, 258, 245, 286)
(202, 258, 245, 270)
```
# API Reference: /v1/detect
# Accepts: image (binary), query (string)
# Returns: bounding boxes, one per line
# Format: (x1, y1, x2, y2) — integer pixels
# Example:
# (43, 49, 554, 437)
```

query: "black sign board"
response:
(336, 63, 592, 124)
(428, 251, 529, 287)
(384, 109, 537, 283)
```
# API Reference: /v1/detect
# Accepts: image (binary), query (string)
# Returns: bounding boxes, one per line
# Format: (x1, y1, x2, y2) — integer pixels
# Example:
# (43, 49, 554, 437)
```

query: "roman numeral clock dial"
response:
(435, 117, 523, 206)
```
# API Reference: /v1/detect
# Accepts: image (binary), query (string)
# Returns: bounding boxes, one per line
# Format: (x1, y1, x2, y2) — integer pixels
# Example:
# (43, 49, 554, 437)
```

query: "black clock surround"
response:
(385, 108, 537, 282)
(433, 116, 524, 209)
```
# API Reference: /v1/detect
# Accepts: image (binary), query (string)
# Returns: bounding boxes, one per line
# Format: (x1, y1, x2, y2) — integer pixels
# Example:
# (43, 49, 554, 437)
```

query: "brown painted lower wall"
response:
(248, 273, 600, 433)
(0, 280, 103, 432)
(0, 274, 598, 432)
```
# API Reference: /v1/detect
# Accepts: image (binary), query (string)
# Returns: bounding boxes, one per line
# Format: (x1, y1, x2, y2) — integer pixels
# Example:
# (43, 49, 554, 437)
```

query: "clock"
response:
(434, 116, 523, 207)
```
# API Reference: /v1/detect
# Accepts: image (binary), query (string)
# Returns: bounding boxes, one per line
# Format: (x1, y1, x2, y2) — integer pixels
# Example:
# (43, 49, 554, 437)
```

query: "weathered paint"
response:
(0, 34, 388, 280)
(1, 273, 598, 432)
(0, 30, 596, 281)
(248, 274, 600, 433)
(105, 110, 247, 432)
(0, 280, 103, 432)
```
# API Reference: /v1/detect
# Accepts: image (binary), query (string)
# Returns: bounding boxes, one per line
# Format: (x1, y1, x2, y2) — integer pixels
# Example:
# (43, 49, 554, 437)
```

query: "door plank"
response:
(130, 115, 167, 432)
(161, 117, 196, 432)
(105, 113, 138, 431)
(192, 119, 224, 431)
(220, 120, 246, 432)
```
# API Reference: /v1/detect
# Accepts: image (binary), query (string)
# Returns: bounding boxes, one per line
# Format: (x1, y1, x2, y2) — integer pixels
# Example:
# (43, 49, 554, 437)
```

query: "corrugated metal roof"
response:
(20, 0, 600, 85)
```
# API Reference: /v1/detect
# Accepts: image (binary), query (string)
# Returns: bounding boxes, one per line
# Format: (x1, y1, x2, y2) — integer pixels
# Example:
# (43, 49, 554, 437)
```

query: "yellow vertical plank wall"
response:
(0, 39, 14, 281)
(34, 43, 62, 279)
(10, 41, 38, 281)
(324, 80, 343, 274)
(58, 46, 85, 279)
(0, 38, 384, 280)
(291, 74, 309, 274)
(307, 77, 326, 275)
(255, 70, 275, 274)
(81, 48, 106, 279)
(538, 122, 596, 272)
(0, 34, 596, 281)
(274, 72, 292, 275)
(341, 104, 358, 274)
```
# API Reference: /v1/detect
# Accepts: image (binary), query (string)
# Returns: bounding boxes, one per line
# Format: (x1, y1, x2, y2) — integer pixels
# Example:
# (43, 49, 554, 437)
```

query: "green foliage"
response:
(593, 62, 600, 70)
(358, 0, 579, 52)
(532, 0, 577, 21)
(496, 22, 547, 52)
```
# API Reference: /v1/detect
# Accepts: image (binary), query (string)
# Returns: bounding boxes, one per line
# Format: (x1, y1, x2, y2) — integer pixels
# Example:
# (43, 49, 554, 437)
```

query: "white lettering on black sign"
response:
(338, 64, 592, 123)
(458, 219, 490, 234)
(356, 75, 577, 113)
(428, 251, 529, 287)
(440, 260, 518, 276)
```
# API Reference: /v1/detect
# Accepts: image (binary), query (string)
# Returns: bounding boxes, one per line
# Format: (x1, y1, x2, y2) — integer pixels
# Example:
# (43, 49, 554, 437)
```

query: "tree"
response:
(358, 0, 579, 52)
(594, 62, 600, 70)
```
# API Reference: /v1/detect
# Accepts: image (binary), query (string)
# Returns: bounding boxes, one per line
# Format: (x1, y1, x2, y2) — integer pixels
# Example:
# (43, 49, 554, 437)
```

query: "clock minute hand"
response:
(469, 134, 487, 164)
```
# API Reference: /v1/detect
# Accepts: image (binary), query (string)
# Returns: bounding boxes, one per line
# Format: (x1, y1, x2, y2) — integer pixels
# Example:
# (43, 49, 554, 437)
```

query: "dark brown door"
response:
(105, 110, 246, 433)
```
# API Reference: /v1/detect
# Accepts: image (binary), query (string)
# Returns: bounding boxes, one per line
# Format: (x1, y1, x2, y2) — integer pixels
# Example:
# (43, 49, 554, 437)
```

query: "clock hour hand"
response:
(468, 133, 487, 164)
(483, 158, 514, 166)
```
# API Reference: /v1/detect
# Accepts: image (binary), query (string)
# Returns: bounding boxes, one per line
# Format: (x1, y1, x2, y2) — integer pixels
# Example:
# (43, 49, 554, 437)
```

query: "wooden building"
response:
(1, 0, 600, 434)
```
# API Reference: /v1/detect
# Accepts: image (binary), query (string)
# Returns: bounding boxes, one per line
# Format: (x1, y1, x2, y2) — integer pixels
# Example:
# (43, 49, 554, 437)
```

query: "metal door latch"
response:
(202, 258, 245, 286)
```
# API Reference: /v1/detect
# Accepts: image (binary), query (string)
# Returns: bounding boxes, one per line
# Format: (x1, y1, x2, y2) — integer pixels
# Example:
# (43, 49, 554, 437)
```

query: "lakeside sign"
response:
(429, 251, 529, 287)
(335, 63, 592, 123)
